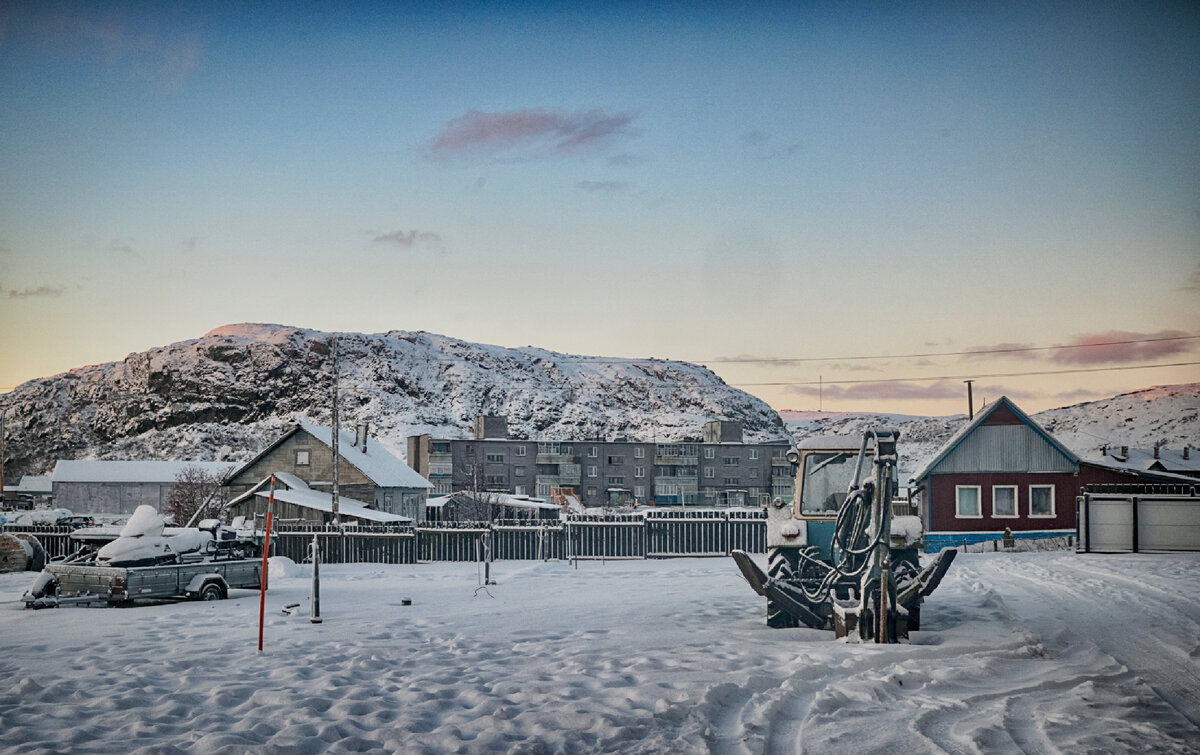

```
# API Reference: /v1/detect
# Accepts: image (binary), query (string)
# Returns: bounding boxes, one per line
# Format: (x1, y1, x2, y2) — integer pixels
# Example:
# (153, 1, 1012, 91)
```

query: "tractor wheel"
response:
(766, 547, 800, 628)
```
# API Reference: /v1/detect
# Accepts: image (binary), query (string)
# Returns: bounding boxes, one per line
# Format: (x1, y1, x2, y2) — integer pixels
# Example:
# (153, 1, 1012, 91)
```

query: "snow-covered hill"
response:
(1, 324, 787, 478)
(781, 383, 1200, 483)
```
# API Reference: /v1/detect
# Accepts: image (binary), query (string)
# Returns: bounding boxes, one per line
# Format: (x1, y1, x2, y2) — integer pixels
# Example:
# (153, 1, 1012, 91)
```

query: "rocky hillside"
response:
(2, 324, 788, 478)
(781, 383, 1200, 483)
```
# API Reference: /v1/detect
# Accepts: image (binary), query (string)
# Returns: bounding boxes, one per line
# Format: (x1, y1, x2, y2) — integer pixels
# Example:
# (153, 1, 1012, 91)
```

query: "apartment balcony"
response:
(654, 454, 699, 467)
(535, 453, 579, 465)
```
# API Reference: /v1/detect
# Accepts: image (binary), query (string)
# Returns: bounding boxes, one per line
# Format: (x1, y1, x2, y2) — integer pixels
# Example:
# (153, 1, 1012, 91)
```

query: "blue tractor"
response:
(732, 429, 956, 642)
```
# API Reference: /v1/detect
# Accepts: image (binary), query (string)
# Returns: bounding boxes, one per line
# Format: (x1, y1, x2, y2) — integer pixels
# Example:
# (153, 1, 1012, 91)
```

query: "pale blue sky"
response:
(1, 2, 1197, 414)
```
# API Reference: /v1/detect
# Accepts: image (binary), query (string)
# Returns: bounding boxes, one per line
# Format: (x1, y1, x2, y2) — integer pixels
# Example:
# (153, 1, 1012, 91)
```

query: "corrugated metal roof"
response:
(911, 397, 1078, 481)
(52, 460, 240, 484)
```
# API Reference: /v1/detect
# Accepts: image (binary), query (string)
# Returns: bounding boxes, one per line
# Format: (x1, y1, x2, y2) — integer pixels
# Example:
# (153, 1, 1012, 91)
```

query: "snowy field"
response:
(2, 552, 1199, 754)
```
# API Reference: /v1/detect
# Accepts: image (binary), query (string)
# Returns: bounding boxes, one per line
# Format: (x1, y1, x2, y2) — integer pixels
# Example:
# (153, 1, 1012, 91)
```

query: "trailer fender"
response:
(186, 574, 228, 600)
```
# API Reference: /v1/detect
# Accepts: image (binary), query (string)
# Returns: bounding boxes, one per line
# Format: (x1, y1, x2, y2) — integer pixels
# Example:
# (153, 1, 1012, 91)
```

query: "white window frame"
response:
(704, 466, 715, 479)
(634, 447, 645, 458)
(634, 485, 645, 498)
(513, 466, 525, 477)
(704, 447, 715, 459)
(295, 449, 311, 466)
(992, 485, 1018, 518)
(749, 449, 759, 460)
(634, 465, 645, 479)
(588, 446, 598, 458)
(587, 465, 597, 478)
(1029, 485, 1056, 518)
(515, 445, 526, 457)
(955, 485, 982, 519)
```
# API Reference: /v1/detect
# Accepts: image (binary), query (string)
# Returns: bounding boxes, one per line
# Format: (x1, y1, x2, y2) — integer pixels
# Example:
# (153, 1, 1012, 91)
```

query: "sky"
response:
(1, 1, 1197, 417)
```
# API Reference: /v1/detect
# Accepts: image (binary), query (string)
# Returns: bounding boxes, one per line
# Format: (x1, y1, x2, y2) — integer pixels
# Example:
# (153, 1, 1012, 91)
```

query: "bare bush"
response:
(165, 466, 229, 525)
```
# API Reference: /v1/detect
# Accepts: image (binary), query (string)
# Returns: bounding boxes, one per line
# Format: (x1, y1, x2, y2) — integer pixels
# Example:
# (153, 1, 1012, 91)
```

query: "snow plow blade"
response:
(731, 549, 768, 596)
(896, 548, 958, 608)
(760, 579, 827, 630)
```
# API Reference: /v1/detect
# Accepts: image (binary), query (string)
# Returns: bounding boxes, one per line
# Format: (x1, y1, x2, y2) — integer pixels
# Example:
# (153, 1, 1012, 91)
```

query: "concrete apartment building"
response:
(407, 417, 794, 508)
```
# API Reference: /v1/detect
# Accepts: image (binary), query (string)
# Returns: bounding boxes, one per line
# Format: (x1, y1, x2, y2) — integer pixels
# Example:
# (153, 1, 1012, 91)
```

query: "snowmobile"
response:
(731, 429, 955, 642)
(94, 505, 257, 567)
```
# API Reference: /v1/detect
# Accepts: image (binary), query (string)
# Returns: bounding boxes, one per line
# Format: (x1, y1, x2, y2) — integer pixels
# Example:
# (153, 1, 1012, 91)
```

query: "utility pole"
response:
(964, 379, 975, 419)
(331, 336, 340, 527)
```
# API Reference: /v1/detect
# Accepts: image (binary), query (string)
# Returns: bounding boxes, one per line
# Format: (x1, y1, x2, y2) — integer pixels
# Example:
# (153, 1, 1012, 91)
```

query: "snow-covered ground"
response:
(2, 552, 1199, 753)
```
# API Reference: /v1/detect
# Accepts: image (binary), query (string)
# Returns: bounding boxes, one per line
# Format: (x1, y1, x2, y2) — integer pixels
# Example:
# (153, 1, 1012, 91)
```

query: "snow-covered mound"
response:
(1, 324, 787, 477)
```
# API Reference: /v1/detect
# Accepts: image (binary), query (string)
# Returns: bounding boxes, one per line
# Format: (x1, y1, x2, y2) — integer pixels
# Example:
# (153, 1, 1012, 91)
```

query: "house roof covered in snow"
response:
(229, 422, 432, 490)
(17, 475, 53, 493)
(910, 396, 1078, 482)
(231, 481, 412, 524)
(52, 460, 241, 484)
(1079, 447, 1200, 482)
(426, 492, 560, 511)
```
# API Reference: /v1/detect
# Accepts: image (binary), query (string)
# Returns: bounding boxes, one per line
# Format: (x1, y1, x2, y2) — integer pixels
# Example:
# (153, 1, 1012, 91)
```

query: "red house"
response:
(910, 397, 1080, 552)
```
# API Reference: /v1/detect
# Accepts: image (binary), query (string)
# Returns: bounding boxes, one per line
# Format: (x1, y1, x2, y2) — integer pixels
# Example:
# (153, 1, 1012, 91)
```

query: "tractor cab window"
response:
(799, 452, 856, 515)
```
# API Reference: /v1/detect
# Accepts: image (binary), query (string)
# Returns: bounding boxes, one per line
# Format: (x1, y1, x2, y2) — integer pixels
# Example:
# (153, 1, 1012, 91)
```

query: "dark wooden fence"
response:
(5, 509, 770, 566)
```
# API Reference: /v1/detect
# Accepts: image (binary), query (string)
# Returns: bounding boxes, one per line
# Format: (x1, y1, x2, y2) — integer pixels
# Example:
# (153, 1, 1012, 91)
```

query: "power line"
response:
(730, 361, 1200, 388)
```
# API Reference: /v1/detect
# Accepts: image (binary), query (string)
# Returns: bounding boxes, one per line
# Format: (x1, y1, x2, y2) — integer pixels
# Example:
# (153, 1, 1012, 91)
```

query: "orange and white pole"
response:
(258, 475, 276, 652)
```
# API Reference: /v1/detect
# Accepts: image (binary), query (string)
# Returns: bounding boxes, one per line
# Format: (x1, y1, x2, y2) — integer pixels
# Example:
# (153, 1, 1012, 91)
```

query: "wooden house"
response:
(224, 422, 432, 521)
(910, 397, 1080, 552)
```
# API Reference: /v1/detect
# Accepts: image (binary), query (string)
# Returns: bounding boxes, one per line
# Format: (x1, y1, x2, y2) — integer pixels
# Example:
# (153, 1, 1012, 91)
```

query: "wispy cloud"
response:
(7, 285, 64, 299)
(371, 229, 445, 254)
(786, 380, 966, 401)
(428, 108, 637, 161)
(1182, 267, 1200, 294)
(741, 129, 800, 159)
(8, 7, 201, 90)
(1048, 329, 1195, 365)
(575, 180, 628, 194)
(606, 153, 645, 167)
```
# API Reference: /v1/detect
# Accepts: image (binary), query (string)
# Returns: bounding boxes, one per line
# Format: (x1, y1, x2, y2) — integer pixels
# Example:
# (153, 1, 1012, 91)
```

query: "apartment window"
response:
(723, 477, 739, 485)
(634, 486, 645, 498)
(587, 465, 597, 478)
(704, 448, 715, 459)
(993, 486, 1018, 518)
(750, 468, 759, 479)
(589, 446, 598, 458)
(516, 446, 526, 457)
(486, 453, 504, 463)
(607, 476, 625, 486)
(704, 467, 715, 479)
(514, 486, 526, 496)
(723, 457, 739, 466)
(587, 487, 598, 497)
(634, 466, 645, 478)
(607, 455, 625, 465)
(295, 449, 310, 466)
(634, 447, 645, 459)
(956, 486, 982, 518)
(432, 442, 450, 454)
(485, 475, 505, 486)
(749, 449, 759, 460)
(466, 445, 475, 455)
(514, 466, 525, 477)
(1030, 485, 1055, 517)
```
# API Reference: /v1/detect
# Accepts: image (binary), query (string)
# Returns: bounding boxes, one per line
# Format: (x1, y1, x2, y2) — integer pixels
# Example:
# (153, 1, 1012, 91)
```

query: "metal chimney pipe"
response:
(964, 380, 975, 419)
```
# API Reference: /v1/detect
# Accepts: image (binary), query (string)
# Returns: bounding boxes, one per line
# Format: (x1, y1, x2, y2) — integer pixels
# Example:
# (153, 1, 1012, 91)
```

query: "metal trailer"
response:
(23, 558, 264, 608)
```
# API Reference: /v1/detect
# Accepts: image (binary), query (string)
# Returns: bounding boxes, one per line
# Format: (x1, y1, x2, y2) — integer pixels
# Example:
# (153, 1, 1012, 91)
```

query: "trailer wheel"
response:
(199, 582, 225, 601)
(766, 547, 800, 628)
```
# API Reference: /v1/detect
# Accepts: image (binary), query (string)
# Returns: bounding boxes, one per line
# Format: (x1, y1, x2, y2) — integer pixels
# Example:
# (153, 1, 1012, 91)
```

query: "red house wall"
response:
(927, 471, 1078, 533)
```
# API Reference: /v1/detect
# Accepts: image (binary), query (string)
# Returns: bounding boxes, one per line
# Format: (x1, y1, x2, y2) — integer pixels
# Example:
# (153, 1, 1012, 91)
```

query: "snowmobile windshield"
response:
(800, 452, 857, 515)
